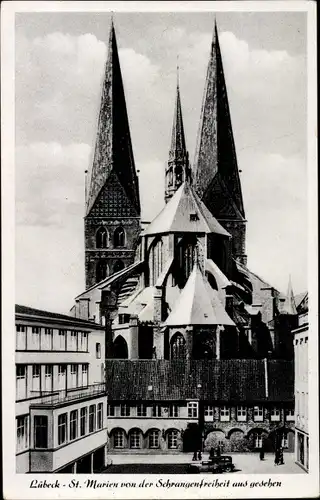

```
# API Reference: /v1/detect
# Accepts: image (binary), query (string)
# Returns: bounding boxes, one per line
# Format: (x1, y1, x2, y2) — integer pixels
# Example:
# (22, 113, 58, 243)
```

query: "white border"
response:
(2, 1, 318, 499)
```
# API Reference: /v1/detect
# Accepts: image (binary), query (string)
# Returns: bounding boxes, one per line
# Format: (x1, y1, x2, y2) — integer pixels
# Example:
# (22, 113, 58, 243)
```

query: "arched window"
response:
(176, 236, 197, 287)
(129, 429, 141, 449)
(96, 227, 108, 248)
(167, 429, 179, 449)
(113, 260, 125, 274)
(96, 260, 108, 282)
(114, 227, 125, 248)
(170, 333, 186, 360)
(148, 430, 160, 449)
(113, 335, 128, 359)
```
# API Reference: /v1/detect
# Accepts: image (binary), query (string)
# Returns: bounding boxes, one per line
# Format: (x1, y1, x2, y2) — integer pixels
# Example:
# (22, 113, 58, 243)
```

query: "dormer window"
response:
(190, 213, 199, 221)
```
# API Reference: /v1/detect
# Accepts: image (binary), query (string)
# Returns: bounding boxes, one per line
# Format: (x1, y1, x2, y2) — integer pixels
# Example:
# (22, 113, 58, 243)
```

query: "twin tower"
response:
(84, 20, 247, 290)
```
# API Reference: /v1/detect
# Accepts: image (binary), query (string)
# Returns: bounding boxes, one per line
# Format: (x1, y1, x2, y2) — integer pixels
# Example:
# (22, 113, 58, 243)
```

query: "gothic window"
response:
(114, 227, 125, 248)
(176, 236, 197, 287)
(175, 164, 182, 184)
(96, 260, 108, 282)
(113, 260, 125, 274)
(96, 227, 108, 248)
(168, 168, 173, 187)
(170, 333, 186, 360)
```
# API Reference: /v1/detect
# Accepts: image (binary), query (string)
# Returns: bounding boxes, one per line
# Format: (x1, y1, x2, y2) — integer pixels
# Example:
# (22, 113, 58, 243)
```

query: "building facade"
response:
(69, 20, 302, 455)
(294, 293, 309, 471)
(15, 305, 108, 473)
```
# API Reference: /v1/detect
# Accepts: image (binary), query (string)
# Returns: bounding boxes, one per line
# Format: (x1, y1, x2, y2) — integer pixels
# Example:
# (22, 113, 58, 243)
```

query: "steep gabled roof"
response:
(86, 21, 140, 216)
(193, 22, 245, 219)
(165, 264, 234, 327)
(143, 182, 230, 237)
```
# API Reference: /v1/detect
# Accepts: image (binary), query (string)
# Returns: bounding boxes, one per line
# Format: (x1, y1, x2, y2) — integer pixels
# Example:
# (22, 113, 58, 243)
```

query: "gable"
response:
(88, 171, 139, 218)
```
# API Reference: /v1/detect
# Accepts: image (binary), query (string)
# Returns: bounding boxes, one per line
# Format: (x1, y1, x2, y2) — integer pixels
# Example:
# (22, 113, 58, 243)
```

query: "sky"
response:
(15, 10, 308, 314)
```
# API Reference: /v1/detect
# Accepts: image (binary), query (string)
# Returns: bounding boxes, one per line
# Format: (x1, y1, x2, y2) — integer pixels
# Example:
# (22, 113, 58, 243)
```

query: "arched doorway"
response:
(138, 326, 153, 359)
(183, 423, 202, 453)
(228, 429, 247, 452)
(113, 336, 128, 359)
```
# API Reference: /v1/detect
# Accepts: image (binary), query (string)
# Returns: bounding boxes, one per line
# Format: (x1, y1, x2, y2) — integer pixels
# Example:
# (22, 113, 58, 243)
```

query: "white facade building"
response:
(294, 294, 309, 471)
(15, 305, 108, 473)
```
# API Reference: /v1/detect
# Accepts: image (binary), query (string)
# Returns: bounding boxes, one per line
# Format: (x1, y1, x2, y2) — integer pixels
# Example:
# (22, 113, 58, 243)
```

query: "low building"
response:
(105, 359, 295, 454)
(294, 293, 309, 471)
(15, 305, 108, 473)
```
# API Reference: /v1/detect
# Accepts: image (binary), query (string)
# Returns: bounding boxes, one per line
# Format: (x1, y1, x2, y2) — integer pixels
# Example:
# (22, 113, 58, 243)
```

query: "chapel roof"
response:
(165, 264, 234, 327)
(143, 182, 230, 237)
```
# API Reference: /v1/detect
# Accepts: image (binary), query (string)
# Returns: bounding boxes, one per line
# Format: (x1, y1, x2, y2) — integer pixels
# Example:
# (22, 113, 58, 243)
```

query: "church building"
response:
(71, 20, 298, 454)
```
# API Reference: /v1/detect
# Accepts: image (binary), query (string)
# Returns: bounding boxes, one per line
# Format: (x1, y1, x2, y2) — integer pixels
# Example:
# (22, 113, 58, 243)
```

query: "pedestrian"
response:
(259, 446, 265, 461)
(198, 450, 202, 461)
(274, 448, 279, 466)
(217, 445, 221, 457)
(279, 446, 284, 465)
(209, 447, 215, 460)
(192, 449, 197, 461)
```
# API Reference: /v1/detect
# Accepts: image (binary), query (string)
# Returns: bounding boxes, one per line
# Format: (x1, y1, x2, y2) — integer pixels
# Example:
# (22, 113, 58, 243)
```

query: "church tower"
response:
(84, 21, 141, 289)
(193, 22, 247, 265)
(165, 71, 191, 203)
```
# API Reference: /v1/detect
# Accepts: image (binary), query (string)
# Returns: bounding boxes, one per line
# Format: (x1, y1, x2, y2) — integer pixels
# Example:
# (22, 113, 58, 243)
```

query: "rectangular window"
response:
(70, 364, 78, 388)
(80, 407, 87, 436)
(187, 402, 199, 418)
(34, 415, 48, 448)
(169, 405, 179, 418)
(130, 431, 141, 449)
(43, 328, 53, 350)
(152, 405, 162, 417)
(168, 430, 178, 449)
(108, 404, 115, 417)
(58, 365, 66, 391)
(58, 330, 66, 350)
(82, 365, 88, 387)
(70, 331, 78, 351)
(253, 405, 264, 422)
(80, 332, 88, 351)
(204, 405, 214, 421)
(149, 431, 160, 449)
(96, 343, 101, 359)
(89, 405, 96, 433)
(31, 327, 40, 350)
(114, 430, 124, 448)
(254, 434, 263, 448)
(32, 365, 40, 393)
(58, 413, 68, 445)
(44, 365, 53, 392)
(120, 404, 130, 417)
(69, 410, 78, 441)
(16, 365, 27, 400)
(270, 407, 281, 421)
(16, 416, 28, 452)
(16, 325, 26, 350)
(286, 409, 295, 421)
(237, 406, 247, 422)
(282, 436, 288, 449)
(220, 406, 230, 422)
(137, 404, 147, 417)
(97, 403, 103, 430)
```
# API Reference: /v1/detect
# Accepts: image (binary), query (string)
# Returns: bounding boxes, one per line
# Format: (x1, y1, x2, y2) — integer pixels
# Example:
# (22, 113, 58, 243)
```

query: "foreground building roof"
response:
(105, 359, 294, 402)
(16, 304, 102, 329)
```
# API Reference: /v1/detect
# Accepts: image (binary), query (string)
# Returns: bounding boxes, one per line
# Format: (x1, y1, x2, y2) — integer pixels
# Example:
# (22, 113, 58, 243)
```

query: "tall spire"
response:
(165, 67, 191, 203)
(86, 20, 140, 216)
(193, 21, 245, 219)
(282, 275, 298, 315)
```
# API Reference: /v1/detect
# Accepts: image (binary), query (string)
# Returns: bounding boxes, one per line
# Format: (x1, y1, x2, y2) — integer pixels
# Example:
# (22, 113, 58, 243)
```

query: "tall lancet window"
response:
(170, 333, 186, 359)
(96, 227, 108, 248)
(114, 227, 125, 248)
(96, 260, 108, 282)
(176, 235, 197, 287)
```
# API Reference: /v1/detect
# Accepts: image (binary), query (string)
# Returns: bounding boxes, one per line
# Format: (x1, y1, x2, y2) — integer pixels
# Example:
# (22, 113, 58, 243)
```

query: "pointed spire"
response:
(282, 275, 297, 315)
(193, 21, 245, 219)
(86, 20, 140, 216)
(165, 68, 191, 203)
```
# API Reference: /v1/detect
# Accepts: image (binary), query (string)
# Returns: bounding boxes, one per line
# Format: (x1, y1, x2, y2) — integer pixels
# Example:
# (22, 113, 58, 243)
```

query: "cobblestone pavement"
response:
(105, 453, 306, 474)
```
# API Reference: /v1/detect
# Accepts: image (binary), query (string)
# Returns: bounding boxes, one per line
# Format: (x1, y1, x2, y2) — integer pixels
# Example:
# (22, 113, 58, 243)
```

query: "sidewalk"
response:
(107, 452, 305, 474)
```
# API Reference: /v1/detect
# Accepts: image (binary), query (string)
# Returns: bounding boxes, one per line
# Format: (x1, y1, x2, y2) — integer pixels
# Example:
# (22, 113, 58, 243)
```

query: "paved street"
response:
(104, 453, 306, 474)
